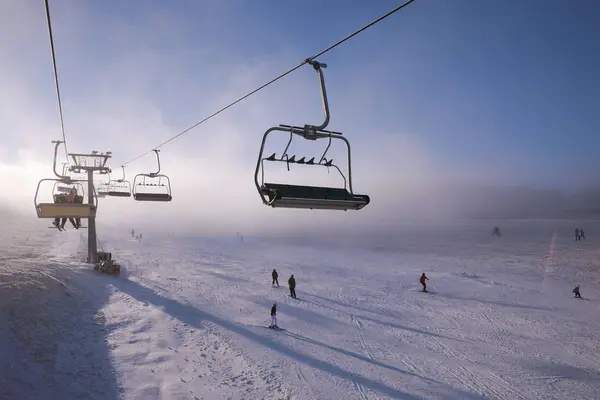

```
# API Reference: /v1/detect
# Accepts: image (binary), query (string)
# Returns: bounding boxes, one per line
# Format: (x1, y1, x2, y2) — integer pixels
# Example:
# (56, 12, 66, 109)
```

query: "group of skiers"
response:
(268, 269, 430, 329)
(269, 269, 296, 329)
(267, 227, 589, 329)
(271, 269, 296, 297)
(52, 189, 84, 231)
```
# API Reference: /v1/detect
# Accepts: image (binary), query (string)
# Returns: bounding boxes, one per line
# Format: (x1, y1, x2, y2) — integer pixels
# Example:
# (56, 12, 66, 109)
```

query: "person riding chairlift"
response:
(52, 193, 64, 229)
(65, 189, 80, 229)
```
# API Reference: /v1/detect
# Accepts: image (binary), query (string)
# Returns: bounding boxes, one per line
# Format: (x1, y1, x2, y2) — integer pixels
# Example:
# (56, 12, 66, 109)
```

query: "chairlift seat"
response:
(36, 203, 96, 218)
(260, 183, 369, 211)
(133, 193, 172, 202)
(108, 191, 131, 198)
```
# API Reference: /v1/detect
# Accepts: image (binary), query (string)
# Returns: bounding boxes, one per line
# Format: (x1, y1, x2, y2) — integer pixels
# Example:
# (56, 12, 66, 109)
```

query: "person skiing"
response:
(580, 229, 585, 240)
(573, 285, 581, 299)
(575, 228, 580, 241)
(272, 269, 279, 287)
(419, 273, 429, 292)
(288, 274, 296, 298)
(269, 302, 278, 328)
(492, 226, 501, 237)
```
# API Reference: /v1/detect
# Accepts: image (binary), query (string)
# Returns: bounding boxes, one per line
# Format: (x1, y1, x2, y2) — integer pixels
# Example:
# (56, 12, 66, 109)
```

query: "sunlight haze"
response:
(1, 0, 599, 235)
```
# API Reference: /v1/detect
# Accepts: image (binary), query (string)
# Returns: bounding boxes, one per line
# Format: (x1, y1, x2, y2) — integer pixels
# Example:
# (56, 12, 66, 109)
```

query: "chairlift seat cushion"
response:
(261, 183, 369, 210)
(36, 203, 96, 218)
(133, 193, 172, 202)
(108, 191, 132, 198)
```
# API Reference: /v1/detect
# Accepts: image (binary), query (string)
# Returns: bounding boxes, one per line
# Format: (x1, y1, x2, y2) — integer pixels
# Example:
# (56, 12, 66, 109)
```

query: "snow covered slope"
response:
(2, 220, 600, 399)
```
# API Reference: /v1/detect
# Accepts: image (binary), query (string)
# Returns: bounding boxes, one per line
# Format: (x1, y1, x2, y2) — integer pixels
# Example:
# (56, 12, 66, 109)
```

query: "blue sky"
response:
(1, 0, 599, 232)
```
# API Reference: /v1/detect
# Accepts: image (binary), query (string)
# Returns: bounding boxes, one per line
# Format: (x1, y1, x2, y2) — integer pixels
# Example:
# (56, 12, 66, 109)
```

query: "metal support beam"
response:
(87, 169, 98, 263)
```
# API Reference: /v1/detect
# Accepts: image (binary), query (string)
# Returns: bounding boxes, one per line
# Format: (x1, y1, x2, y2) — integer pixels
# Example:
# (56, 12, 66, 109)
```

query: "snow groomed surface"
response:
(1, 220, 599, 399)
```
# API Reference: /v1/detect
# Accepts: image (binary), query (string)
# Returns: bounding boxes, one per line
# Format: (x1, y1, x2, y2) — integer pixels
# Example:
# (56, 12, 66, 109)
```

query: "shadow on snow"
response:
(112, 277, 483, 400)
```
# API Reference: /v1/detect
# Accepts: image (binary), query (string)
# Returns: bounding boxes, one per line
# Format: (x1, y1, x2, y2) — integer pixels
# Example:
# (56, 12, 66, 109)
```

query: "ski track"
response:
(2, 221, 600, 399)
(350, 315, 377, 400)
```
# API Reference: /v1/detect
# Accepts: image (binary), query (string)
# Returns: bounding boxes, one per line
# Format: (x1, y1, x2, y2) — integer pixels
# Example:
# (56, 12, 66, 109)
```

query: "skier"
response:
(580, 229, 585, 240)
(573, 285, 581, 299)
(288, 274, 296, 298)
(272, 269, 279, 287)
(269, 302, 278, 328)
(575, 228, 580, 241)
(419, 273, 429, 292)
(492, 226, 501, 237)
(65, 189, 79, 229)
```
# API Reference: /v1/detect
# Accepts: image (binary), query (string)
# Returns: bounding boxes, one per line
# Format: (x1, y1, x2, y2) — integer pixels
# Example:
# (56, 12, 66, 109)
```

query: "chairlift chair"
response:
(254, 60, 370, 211)
(132, 149, 172, 202)
(35, 141, 98, 219)
(108, 166, 132, 198)
(95, 174, 111, 198)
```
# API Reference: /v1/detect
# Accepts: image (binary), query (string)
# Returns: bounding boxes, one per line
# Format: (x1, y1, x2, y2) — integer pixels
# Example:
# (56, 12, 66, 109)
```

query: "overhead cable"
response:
(120, 0, 417, 166)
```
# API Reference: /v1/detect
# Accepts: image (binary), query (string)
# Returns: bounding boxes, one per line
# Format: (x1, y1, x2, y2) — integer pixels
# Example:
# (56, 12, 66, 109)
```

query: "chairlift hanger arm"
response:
(51, 140, 70, 180)
(305, 60, 330, 132)
(150, 149, 161, 176)
(119, 165, 127, 182)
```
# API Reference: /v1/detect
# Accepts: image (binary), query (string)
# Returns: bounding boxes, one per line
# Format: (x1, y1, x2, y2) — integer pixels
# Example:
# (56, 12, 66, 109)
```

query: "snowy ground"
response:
(1, 220, 600, 399)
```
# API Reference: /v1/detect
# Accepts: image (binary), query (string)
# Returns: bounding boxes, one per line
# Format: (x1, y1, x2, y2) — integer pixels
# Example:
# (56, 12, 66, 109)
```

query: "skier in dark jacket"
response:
(288, 274, 296, 298)
(270, 302, 278, 328)
(573, 285, 581, 298)
(272, 269, 279, 287)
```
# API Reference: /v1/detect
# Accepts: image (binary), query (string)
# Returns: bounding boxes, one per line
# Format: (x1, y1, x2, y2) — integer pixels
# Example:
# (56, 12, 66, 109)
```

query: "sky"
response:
(1, 0, 599, 235)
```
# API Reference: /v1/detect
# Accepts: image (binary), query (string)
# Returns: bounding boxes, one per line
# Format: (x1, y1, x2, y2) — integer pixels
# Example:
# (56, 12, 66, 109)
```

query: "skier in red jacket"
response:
(419, 273, 429, 292)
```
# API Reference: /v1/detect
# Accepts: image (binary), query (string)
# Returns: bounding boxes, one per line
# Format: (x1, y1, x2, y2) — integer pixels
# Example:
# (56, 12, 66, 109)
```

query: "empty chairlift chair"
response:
(132, 149, 172, 202)
(254, 60, 370, 211)
(96, 179, 110, 198)
(108, 166, 132, 198)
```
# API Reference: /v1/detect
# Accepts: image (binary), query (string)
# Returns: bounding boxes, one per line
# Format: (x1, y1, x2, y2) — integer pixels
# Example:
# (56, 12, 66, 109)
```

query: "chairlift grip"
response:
(278, 124, 344, 137)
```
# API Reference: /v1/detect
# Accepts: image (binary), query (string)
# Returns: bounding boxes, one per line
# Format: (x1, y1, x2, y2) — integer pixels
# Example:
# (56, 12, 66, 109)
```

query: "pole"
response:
(87, 169, 98, 263)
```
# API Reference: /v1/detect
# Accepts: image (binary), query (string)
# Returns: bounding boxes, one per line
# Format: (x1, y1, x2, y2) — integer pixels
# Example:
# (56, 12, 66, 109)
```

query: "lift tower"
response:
(68, 148, 112, 263)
